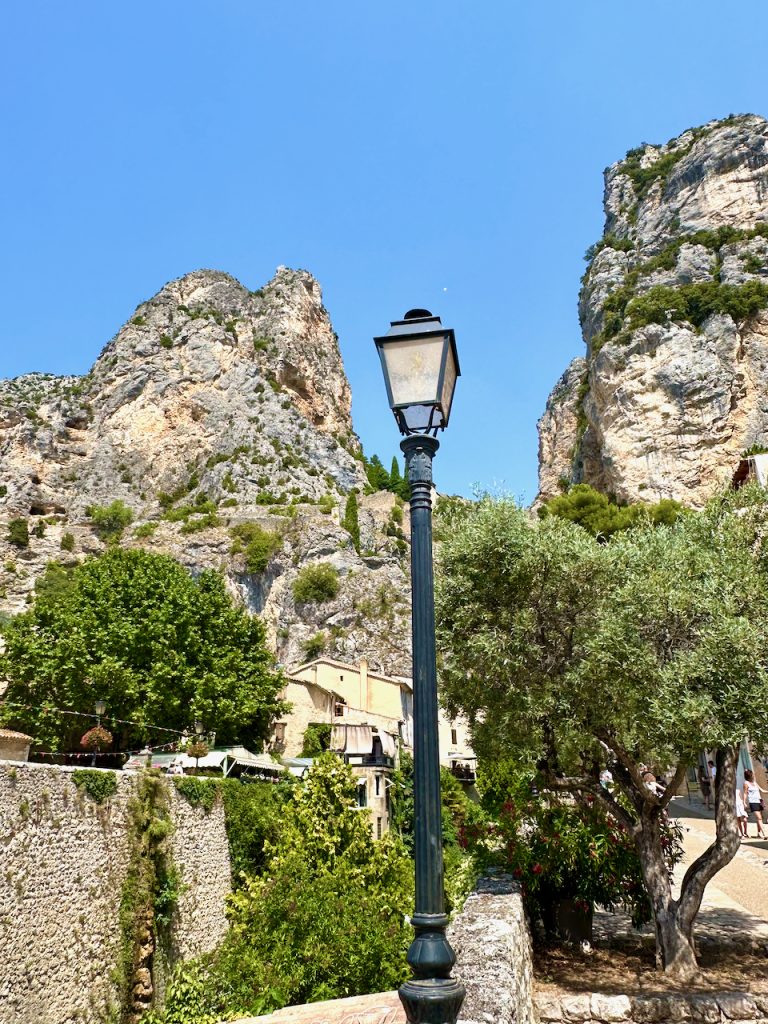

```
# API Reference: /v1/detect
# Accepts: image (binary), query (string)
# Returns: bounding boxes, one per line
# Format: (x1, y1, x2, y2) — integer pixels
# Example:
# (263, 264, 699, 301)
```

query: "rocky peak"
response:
(538, 114, 768, 506)
(0, 267, 413, 677)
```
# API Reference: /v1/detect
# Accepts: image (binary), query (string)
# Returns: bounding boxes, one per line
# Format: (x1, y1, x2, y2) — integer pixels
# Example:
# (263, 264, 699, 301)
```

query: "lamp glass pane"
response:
(402, 404, 435, 433)
(381, 336, 446, 407)
(440, 344, 457, 419)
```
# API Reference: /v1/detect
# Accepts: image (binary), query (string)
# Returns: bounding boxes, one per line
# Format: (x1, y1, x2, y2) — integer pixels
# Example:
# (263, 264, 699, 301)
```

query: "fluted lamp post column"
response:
(374, 309, 464, 1024)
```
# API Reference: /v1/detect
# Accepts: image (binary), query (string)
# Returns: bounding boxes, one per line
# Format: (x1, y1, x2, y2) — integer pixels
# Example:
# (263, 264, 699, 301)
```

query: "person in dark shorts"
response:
(698, 763, 712, 809)
(743, 769, 767, 839)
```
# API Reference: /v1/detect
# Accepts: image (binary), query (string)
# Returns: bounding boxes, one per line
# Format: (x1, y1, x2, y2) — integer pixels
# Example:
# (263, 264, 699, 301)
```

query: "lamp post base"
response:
(399, 978, 466, 1024)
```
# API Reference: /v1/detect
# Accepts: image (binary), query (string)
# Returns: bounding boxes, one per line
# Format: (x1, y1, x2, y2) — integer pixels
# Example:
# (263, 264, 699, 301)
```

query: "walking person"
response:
(742, 769, 767, 839)
(735, 785, 748, 838)
(698, 762, 712, 810)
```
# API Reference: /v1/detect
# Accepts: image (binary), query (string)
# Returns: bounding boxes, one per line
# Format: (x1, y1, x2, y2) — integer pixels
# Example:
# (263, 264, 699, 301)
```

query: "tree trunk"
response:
(677, 746, 740, 936)
(636, 746, 740, 981)
(635, 808, 700, 981)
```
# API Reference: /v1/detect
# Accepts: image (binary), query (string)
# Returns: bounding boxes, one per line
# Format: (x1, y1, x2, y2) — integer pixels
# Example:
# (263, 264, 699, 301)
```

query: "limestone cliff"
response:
(538, 113, 768, 506)
(0, 267, 412, 675)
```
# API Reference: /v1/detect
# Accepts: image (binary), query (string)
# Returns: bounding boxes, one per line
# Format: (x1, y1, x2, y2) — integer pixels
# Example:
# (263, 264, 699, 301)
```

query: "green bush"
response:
(179, 513, 220, 534)
(220, 779, 293, 882)
(174, 777, 218, 813)
(317, 494, 335, 515)
(72, 769, 118, 803)
(0, 485, 7, 498)
(86, 500, 134, 541)
(300, 722, 331, 756)
(7, 519, 29, 548)
(292, 563, 339, 604)
(540, 484, 683, 538)
(133, 522, 157, 538)
(301, 631, 326, 660)
(229, 523, 281, 573)
(60, 532, 76, 552)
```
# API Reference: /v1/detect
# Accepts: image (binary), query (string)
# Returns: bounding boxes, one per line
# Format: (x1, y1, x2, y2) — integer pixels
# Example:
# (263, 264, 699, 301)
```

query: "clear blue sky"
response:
(2, 2, 767, 499)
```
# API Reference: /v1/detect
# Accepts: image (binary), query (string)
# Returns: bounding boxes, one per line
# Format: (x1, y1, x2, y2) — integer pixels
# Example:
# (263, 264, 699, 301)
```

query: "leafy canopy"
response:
(0, 548, 285, 751)
(438, 489, 768, 782)
(540, 483, 682, 538)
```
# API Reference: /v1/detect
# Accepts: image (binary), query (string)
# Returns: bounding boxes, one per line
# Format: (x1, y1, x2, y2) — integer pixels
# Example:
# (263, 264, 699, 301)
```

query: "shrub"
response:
(179, 513, 220, 533)
(302, 632, 326, 660)
(60, 532, 76, 551)
(301, 722, 332, 756)
(159, 335, 173, 349)
(86, 500, 134, 541)
(292, 563, 339, 604)
(72, 769, 118, 803)
(174, 777, 218, 812)
(317, 494, 335, 515)
(7, 519, 29, 548)
(133, 522, 157, 539)
(0, 485, 7, 497)
(229, 523, 281, 573)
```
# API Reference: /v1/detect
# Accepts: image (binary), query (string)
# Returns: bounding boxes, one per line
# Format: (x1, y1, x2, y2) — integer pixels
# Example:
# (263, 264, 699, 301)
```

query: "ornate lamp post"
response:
(374, 309, 463, 1024)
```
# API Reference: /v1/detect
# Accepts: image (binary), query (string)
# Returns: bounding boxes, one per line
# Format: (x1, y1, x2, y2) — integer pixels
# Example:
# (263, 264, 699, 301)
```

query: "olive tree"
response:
(436, 490, 768, 980)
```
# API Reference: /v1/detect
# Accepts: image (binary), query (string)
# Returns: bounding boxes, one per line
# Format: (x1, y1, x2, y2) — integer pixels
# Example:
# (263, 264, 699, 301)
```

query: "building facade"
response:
(269, 657, 476, 835)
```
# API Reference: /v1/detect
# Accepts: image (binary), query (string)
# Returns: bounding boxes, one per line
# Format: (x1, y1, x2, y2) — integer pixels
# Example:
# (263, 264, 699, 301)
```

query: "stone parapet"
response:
(534, 991, 768, 1024)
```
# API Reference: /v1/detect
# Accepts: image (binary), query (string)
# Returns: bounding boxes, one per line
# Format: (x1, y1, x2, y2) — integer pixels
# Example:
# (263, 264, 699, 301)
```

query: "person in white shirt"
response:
(742, 769, 768, 839)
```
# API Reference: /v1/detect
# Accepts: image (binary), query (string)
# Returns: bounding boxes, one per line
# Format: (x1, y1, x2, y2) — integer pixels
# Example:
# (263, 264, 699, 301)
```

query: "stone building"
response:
(0, 727, 33, 761)
(270, 657, 476, 835)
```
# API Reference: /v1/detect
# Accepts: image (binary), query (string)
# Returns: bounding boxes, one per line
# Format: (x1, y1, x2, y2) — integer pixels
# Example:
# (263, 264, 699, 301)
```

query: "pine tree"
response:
(364, 454, 390, 492)
(389, 456, 410, 501)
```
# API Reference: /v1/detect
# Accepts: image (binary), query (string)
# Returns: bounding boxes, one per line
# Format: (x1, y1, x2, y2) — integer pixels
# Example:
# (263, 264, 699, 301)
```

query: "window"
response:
(451, 726, 458, 746)
(273, 722, 286, 743)
(375, 774, 381, 796)
(377, 817, 383, 840)
(356, 780, 367, 808)
(334, 697, 347, 718)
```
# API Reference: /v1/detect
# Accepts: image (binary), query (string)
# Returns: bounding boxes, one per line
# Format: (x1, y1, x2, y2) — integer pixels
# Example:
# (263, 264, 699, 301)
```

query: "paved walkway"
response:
(594, 797, 768, 953)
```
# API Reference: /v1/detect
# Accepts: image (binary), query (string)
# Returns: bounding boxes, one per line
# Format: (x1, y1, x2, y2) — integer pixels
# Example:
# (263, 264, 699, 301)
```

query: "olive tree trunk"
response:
(635, 746, 740, 981)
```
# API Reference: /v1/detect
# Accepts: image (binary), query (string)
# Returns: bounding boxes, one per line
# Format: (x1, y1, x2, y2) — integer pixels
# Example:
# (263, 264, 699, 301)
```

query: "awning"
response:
(346, 725, 373, 755)
(379, 731, 397, 758)
(330, 725, 347, 752)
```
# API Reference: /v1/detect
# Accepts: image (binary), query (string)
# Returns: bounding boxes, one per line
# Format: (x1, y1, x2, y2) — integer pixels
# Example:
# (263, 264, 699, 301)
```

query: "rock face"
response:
(538, 114, 768, 506)
(0, 266, 412, 675)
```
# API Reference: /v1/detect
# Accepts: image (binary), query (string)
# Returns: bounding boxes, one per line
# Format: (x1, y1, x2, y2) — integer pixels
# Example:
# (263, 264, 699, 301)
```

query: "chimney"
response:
(360, 658, 369, 710)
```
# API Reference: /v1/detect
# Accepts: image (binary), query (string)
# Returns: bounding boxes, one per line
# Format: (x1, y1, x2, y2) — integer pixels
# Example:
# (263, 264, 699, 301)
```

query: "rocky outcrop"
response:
(0, 267, 412, 676)
(538, 114, 768, 506)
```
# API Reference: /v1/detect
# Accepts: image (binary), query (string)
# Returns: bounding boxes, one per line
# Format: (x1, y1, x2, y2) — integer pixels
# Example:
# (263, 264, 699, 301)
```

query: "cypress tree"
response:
(342, 490, 361, 553)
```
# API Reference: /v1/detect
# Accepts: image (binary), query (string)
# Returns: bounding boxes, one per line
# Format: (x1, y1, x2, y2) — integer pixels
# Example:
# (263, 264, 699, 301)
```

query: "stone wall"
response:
(535, 990, 768, 1024)
(449, 874, 536, 1024)
(0, 760, 231, 1024)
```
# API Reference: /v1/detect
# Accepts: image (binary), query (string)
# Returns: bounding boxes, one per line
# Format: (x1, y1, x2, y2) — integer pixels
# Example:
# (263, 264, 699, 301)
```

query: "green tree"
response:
(342, 490, 361, 553)
(152, 756, 414, 1022)
(436, 490, 768, 981)
(229, 522, 281, 573)
(539, 483, 682, 538)
(364, 454, 390, 492)
(389, 457, 410, 501)
(0, 548, 285, 752)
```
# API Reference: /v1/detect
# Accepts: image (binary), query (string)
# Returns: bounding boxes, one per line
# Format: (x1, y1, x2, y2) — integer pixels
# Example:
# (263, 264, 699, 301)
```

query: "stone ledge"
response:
(534, 991, 768, 1024)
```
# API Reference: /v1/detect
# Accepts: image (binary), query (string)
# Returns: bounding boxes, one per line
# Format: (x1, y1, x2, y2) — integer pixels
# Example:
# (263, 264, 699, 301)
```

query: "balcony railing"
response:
(344, 753, 395, 769)
(450, 762, 476, 783)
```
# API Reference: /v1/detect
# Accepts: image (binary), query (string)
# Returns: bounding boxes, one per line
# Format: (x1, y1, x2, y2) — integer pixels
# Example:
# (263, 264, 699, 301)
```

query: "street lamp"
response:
(94, 699, 106, 725)
(374, 309, 464, 1024)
